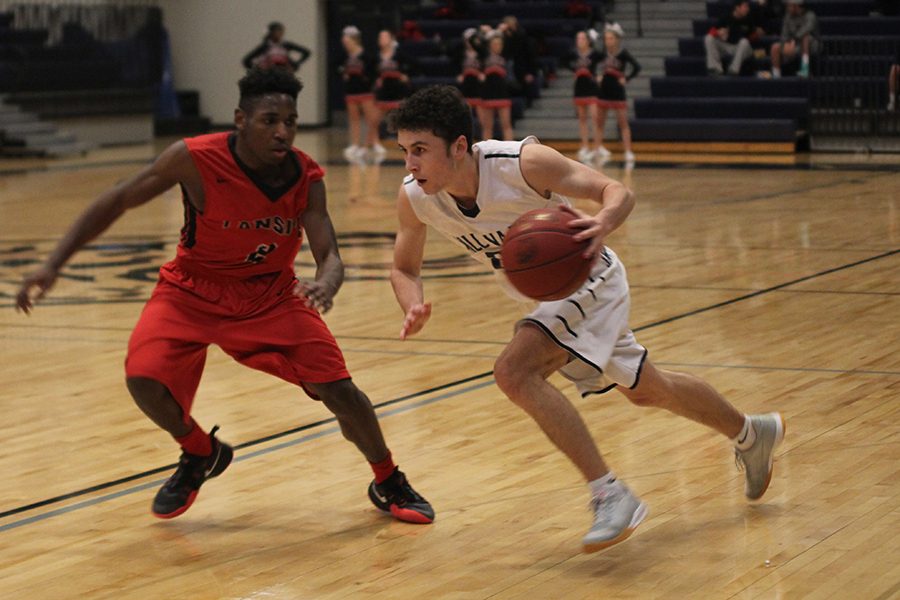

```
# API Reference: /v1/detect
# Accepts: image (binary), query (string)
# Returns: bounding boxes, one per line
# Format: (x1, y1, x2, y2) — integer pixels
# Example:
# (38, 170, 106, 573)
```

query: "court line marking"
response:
(0, 372, 492, 523)
(0, 245, 896, 530)
(0, 379, 496, 533)
(635, 248, 899, 331)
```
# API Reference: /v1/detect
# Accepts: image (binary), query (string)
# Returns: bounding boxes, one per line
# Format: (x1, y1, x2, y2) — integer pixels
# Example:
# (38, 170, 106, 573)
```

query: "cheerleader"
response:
(340, 25, 379, 163)
(456, 28, 490, 139)
(480, 32, 514, 140)
(373, 29, 413, 160)
(594, 23, 641, 164)
(571, 30, 602, 163)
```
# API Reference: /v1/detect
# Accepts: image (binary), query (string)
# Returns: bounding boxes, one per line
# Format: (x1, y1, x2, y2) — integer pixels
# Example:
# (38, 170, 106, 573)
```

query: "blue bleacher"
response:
(635, 97, 809, 127)
(630, 118, 797, 142)
(632, 1, 900, 146)
(705, 0, 876, 18)
(650, 76, 811, 98)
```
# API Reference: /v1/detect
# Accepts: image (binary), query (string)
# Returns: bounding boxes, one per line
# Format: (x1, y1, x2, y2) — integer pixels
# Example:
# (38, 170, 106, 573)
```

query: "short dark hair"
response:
(238, 67, 303, 112)
(389, 85, 473, 153)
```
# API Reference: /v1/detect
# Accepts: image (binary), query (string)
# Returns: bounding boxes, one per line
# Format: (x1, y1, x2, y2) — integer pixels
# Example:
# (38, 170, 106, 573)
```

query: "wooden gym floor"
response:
(0, 134, 898, 599)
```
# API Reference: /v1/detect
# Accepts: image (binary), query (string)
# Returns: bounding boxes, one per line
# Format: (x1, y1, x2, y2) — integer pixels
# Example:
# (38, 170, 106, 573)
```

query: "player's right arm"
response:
(15, 141, 191, 313)
(390, 184, 431, 340)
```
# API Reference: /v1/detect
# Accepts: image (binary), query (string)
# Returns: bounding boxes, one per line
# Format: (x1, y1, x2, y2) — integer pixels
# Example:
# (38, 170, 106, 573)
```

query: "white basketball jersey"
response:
(403, 137, 571, 300)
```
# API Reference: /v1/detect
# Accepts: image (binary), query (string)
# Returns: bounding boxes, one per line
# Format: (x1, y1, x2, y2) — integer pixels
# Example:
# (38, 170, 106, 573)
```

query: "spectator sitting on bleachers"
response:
(398, 20, 425, 42)
(770, 0, 819, 78)
(705, 0, 763, 76)
(750, 0, 783, 34)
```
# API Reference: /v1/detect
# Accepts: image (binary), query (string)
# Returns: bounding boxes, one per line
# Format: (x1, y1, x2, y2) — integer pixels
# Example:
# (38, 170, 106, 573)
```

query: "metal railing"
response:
(810, 36, 900, 141)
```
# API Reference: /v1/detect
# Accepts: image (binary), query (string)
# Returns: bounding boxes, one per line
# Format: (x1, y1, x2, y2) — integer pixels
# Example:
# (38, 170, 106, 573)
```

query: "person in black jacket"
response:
(242, 22, 311, 72)
(704, 0, 762, 76)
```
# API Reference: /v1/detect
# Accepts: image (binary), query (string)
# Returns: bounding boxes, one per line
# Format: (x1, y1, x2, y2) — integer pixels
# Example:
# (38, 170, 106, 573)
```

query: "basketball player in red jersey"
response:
(15, 68, 433, 525)
(389, 86, 783, 552)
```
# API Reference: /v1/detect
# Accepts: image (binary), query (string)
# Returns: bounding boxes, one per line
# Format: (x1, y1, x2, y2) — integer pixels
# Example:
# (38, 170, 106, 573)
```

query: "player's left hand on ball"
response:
(560, 205, 608, 260)
(294, 280, 336, 313)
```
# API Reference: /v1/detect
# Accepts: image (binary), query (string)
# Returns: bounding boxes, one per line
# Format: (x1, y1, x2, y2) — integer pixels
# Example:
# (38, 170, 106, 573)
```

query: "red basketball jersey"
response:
(173, 131, 324, 278)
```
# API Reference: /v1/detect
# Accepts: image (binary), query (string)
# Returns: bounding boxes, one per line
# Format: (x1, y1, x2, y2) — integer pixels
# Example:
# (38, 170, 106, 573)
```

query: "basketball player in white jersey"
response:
(388, 85, 785, 553)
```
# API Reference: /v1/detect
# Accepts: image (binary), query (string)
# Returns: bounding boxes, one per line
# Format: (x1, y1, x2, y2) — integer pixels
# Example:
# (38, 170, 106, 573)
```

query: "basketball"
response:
(500, 207, 592, 301)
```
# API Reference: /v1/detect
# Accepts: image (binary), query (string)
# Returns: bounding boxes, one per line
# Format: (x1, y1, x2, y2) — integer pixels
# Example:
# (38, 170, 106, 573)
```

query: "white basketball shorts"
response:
(517, 246, 648, 396)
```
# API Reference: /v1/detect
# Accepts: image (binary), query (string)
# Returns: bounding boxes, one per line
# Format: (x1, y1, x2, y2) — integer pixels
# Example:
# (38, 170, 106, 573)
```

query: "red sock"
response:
(175, 420, 212, 456)
(370, 451, 396, 484)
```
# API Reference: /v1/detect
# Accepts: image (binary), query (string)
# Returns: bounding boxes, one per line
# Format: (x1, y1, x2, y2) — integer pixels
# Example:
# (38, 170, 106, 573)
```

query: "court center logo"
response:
(1, 233, 487, 307)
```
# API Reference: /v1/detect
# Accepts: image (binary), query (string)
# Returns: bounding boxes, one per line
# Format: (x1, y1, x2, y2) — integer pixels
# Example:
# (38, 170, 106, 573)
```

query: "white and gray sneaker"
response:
(582, 481, 648, 553)
(735, 413, 786, 500)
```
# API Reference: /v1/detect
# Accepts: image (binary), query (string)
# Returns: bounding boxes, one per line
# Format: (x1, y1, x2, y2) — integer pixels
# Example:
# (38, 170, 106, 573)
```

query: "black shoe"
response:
(367, 468, 434, 524)
(152, 425, 233, 519)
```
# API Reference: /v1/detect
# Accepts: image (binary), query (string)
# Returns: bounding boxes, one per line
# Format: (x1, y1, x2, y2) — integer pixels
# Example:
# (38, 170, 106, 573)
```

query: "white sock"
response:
(801, 54, 809, 66)
(890, 92, 896, 103)
(588, 472, 618, 496)
(733, 416, 757, 451)
(772, 67, 781, 78)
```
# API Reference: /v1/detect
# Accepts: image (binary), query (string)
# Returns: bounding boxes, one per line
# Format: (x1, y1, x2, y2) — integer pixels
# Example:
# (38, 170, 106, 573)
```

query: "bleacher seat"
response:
(416, 56, 456, 77)
(650, 76, 810, 98)
(819, 16, 900, 35)
(630, 118, 798, 141)
(635, 97, 809, 127)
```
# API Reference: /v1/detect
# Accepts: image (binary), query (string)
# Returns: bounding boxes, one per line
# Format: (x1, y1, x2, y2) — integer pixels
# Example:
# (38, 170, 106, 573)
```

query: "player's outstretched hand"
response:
(16, 264, 59, 314)
(400, 302, 432, 340)
(294, 280, 336, 313)
(559, 205, 607, 261)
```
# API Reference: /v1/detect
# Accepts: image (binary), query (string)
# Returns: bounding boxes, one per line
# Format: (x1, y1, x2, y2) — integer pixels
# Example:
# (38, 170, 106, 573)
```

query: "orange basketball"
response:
(500, 207, 592, 301)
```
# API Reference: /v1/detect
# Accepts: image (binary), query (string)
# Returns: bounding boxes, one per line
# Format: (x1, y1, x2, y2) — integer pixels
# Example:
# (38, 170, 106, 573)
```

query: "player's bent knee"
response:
(493, 358, 534, 402)
(126, 376, 172, 404)
(311, 379, 367, 410)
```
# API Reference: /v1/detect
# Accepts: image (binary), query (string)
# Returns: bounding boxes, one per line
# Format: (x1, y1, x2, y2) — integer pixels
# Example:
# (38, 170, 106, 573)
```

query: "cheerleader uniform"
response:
(596, 49, 641, 110)
(375, 49, 412, 111)
(481, 52, 512, 109)
(341, 50, 375, 106)
(572, 49, 602, 107)
(459, 50, 484, 108)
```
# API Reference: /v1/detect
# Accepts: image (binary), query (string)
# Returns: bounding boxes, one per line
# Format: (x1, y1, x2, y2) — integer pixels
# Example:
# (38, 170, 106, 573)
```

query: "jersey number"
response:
(485, 250, 503, 270)
(246, 243, 277, 264)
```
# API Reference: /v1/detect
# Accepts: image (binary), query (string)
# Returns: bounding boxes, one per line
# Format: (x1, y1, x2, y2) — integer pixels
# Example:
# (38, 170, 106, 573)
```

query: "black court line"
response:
(633, 248, 899, 332)
(1, 246, 897, 523)
(0, 370, 493, 521)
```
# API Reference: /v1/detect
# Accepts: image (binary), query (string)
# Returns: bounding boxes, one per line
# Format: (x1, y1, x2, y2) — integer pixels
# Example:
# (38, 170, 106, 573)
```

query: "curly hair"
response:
(388, 85, 473, 153)
(238, 67, 303, 112)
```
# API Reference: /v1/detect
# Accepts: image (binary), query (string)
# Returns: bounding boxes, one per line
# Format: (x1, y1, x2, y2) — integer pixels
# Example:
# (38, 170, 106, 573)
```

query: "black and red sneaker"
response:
(367, 468, 434, 524)
(152, 425, 233, 519)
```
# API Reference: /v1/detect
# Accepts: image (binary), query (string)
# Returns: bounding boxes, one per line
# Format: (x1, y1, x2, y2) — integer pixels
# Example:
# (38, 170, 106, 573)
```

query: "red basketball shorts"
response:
(125, 263, 351, 420)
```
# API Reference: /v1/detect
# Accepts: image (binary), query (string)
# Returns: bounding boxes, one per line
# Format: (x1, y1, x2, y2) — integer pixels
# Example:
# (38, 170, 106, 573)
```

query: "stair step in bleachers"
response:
(634, 97, 809, 127)
(630, 118, 798, 141)
(1, 120, 56, 135)
(650, 76, 810, 98)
